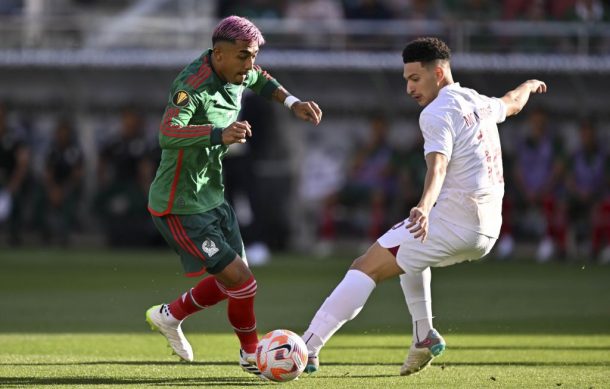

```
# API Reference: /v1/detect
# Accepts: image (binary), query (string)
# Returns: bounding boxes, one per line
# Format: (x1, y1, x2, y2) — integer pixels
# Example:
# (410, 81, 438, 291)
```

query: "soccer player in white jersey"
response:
(301, 37, 547, 376)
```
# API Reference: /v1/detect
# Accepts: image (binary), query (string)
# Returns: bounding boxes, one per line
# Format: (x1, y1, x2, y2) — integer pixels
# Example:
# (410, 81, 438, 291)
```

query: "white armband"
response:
(284, 95, 300, 109)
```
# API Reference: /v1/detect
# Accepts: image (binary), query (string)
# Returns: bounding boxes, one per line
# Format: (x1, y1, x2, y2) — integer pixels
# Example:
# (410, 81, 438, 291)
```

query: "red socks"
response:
(167, 275, 259, 354)
(218, 275, 259, 354)
(168, 276, 228, 320)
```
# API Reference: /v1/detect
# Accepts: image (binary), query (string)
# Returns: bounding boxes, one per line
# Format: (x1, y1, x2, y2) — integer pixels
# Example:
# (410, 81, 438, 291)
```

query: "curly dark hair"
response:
(402, 37, 451, 64)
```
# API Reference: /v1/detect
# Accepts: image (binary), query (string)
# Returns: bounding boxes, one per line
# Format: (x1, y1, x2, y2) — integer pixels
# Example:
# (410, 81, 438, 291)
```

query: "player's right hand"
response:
(222, 121, 252, 145)
(292, 101, 322, 125)
(406, 206, 429, 243)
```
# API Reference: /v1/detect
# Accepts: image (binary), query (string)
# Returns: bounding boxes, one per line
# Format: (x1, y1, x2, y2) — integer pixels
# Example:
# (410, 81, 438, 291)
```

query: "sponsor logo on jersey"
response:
(172, 90, 190, 107)
(202, 239, 219, 256)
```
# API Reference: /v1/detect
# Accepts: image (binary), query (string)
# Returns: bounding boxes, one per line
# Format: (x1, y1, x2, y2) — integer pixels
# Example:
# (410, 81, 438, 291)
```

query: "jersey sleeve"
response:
(158, 87, 223, 149)
(245, 65, 281, 99)
(490, 97, 507, 124)
(419, 112, 454, 161)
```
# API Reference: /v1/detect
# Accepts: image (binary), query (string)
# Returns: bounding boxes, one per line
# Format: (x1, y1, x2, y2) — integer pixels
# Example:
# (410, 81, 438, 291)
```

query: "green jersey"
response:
(148, 49, 281, 216)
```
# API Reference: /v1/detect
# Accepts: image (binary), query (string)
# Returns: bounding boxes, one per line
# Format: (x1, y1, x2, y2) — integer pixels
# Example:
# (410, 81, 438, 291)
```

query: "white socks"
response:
(302, 267, 433, 355)
(303, 269, 376, 356)
(399, 268, 433, 343)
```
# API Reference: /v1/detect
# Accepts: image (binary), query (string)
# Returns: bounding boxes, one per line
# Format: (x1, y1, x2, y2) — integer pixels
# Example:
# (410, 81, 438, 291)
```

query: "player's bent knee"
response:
(215, 255, 253, 288)
(350, 243, 403, 284)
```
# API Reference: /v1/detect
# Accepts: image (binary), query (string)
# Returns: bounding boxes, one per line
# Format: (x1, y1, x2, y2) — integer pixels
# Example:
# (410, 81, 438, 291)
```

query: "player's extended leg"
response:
(399, 268, 446, 375)
(146, 213, 235, 362)
(302, 242, 404, 373)
(213, 256, 266, 379)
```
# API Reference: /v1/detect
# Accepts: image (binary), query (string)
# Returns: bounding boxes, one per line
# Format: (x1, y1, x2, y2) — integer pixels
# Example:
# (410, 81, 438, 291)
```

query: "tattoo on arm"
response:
(272, 87, 290, 104)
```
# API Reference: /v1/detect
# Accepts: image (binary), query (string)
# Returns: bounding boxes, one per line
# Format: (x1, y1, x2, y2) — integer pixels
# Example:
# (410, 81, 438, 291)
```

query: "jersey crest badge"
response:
(172, 90, 190, 107)
(202, 239, 219, 257)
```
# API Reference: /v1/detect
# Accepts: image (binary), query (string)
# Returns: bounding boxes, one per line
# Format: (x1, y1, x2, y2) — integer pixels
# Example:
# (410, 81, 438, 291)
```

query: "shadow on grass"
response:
(0, 376, 265, 387)
(328, 345, 610, 351)
(322, 361, 610, 367)
(0, 361, 235, 367)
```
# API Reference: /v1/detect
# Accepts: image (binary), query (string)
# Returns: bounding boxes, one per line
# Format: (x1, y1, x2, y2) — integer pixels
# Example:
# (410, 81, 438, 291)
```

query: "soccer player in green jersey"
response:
(145, 16, 322, 378)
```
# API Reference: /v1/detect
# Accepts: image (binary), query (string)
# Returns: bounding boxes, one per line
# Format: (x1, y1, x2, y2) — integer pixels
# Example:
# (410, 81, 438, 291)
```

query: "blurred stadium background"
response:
(1, 0, 610, 263)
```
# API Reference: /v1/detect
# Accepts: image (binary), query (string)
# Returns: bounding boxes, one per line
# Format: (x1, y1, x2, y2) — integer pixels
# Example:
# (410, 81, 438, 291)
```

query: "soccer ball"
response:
(256, 329, 308, 382)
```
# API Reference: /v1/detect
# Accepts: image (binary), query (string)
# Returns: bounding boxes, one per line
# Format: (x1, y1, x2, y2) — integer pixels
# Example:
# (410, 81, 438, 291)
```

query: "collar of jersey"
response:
(441, 82, 460, 93)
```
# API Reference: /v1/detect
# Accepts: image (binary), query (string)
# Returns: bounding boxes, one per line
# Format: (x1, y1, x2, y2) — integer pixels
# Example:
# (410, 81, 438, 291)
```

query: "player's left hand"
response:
(406, 206, 429, 243)
(526, 79, 547, 94)
(292, 101, 322, 125)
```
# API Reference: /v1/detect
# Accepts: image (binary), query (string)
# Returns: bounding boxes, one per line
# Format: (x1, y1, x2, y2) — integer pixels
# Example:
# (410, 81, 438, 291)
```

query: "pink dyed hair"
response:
(212, 16, 265, 46)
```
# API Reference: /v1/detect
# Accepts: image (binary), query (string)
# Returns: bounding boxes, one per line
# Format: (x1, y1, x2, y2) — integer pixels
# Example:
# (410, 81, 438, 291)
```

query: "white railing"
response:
(1, 15, 609, 72)
(1, 15, 609, 54)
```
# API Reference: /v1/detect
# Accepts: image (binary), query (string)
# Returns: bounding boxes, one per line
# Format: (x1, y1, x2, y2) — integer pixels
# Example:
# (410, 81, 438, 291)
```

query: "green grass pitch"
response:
(1, 248, 609, 388)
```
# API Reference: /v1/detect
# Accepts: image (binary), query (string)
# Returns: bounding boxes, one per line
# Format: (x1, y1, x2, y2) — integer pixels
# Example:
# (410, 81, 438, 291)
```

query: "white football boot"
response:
(400, 328, 446, 376)
(146, 304, 194, 362)
(239, 349, 267, 380)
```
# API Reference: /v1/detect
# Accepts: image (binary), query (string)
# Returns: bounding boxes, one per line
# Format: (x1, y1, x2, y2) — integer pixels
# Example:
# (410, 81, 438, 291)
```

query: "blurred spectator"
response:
(286, 0, 344, 19)
(502, 0, 550, 20)
(95, 107, 156, 246)
(298, 131, 344, 255)
(445, 0, 500, 52)
(344, 0, 392, 19)
(445, 0, 500, 21)
(0, 102, 31, 246)
(507, 108, 567, 262)
(0, 0, 22, 15)
(391, 131, 426, 216)
(548, 0, 578, 19)
(320, 115, 396, 244)
(403, 0, 444, 20)
(565, 119, 609, 259)
(224, 92, 283, 265)
(593, 197, 610, 264)
(35, 119, 83, 246)
(286, 0, 345, 48)
(563, 0, 609, 54)
(572, 0, 605, 22)
(218, 0, 285, 19)
(504, 0, 557, 52)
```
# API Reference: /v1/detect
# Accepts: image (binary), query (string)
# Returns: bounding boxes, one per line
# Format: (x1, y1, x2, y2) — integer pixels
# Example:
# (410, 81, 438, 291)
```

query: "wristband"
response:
(210, 127, 224, 145)
(284, 95, 300, 109)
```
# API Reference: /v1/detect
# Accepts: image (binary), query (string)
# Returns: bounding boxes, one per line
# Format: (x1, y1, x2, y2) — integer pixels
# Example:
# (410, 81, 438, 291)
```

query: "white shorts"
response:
(378, 209, 497, 274)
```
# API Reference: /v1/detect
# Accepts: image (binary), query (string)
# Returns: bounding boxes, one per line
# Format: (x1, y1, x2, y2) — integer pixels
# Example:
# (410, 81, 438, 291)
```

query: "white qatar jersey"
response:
(419, 82, 507, 238)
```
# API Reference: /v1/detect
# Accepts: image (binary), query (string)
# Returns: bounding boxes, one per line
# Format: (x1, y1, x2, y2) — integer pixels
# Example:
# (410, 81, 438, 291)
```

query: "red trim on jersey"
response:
(170, 215, 207, 261)
(161, 126, 212, 138)
(148, 149, 184, 216)
(186, 56, 212, 89)
(160, 108, 213, 139)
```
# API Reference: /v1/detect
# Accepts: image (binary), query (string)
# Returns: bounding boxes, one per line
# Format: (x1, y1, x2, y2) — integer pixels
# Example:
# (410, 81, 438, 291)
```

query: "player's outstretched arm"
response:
(501, 79, 547, 117)
(271, 87, 322, 125)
